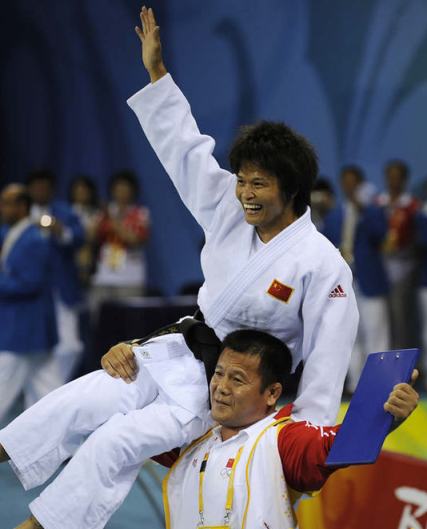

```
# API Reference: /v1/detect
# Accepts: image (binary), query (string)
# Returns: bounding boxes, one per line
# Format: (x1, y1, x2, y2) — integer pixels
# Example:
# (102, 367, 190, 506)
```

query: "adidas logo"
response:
(329, 284, 347, 298)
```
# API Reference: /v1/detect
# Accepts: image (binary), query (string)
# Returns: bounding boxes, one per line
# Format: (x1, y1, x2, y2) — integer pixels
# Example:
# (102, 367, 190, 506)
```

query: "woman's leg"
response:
(28, 398, 209, 529)
(0, 366, 158, 490)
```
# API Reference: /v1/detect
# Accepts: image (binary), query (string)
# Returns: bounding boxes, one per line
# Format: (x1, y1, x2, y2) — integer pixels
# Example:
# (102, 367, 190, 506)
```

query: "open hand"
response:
(135, 6, 167, 82)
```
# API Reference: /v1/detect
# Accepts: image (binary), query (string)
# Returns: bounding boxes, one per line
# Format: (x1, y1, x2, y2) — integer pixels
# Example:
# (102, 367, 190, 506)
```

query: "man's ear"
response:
(266, 383, 282, 406)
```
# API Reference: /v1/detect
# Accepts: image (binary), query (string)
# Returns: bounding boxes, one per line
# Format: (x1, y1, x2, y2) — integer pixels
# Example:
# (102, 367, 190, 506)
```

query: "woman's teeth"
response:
(244, 203, 262, 211)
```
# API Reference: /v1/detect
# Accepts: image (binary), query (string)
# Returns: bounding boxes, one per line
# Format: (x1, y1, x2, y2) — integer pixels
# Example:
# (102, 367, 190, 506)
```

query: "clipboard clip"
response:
(380, 352, 400, 359)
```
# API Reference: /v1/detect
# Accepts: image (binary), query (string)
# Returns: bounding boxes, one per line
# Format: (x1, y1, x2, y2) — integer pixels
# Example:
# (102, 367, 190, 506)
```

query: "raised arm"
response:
(128, 7, 234, 232)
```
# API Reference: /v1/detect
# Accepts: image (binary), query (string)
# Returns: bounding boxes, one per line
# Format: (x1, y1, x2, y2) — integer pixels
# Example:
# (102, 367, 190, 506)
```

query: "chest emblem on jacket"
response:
(267, 279, 294, 303)
(220, 457, 235, 478)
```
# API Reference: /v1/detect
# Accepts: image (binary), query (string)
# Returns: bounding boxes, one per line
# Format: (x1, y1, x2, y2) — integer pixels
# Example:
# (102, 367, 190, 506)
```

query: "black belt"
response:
(126, 309, 221, 384)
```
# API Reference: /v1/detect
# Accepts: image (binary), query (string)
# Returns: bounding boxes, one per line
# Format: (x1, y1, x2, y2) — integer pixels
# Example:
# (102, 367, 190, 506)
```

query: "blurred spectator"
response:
(415, 207, 427, 389)
(412, 174, 427, 202)
(27, 169, 85, 381)
(68, 175, 99, 231)
(0, 184, 58, 420)
(91, 170, 150, 309)
(323, 165, 389, 392)
(68, 175, 100, 286)
(310, 177, 335, 231)
(377, 160, 420, 349)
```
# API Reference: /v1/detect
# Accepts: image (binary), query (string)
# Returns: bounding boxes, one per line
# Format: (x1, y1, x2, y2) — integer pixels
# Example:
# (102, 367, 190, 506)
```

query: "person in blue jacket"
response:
(27, 170, 85, 382)
(323, 165, 390, 392)
(0, 184, 58, 420)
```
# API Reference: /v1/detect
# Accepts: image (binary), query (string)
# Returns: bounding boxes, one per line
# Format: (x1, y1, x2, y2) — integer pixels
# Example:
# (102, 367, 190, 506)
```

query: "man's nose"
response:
(216, 378, 231, 395)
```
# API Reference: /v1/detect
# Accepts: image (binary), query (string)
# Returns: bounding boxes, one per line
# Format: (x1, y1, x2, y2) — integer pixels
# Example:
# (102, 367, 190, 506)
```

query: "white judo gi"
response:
(0, 334, 211, 529)
(127, 73, 358, 425)
(0, 74, 358, 529)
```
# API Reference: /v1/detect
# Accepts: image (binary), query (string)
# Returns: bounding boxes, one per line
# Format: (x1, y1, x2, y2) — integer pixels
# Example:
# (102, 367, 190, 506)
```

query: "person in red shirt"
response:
(154, 330, 418, 491)
(144, 331, 419, 529)
(91, 170, 150, 309)
(2, 329, 418, 529)
(377, 160, 420, 349)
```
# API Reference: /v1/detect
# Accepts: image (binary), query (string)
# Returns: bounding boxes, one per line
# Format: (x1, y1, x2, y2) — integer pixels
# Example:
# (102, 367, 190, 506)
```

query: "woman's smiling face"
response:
(235, 162, 295, 242)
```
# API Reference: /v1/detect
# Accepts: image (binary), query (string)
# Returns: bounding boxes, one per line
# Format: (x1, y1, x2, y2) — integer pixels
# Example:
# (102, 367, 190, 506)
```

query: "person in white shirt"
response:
(3, 329, 418, 529)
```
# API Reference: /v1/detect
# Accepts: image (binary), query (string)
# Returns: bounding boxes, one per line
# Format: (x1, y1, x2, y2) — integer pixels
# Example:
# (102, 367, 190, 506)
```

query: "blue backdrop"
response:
(1, 0, 427, 293)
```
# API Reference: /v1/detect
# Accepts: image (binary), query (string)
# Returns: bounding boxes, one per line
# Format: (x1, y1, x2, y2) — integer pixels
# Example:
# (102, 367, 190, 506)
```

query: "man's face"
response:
(311, 190, 334, 215)
(386, 166, 406, 196)
(235, 162, 288, 232)
(28, 179, 53, 206)
(340, 171, 360, 200)
(210, 348, 280, 429)
(0, 188, 24, 225)
(111, 181, 135, 206)
(72, 182, 92, 206)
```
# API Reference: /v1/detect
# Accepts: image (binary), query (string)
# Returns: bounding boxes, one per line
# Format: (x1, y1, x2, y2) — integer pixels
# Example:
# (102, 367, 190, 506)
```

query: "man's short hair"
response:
(384, 159, 410, 181)
(26, 169, 56, 187)
(229, 121, 318, 217)
(340, 164, 365, 182)
(68, 175, 99, 207)
(221, 329, 292, 391)
(14, 188, 32, 212)
(313, 176, 335, 196)
(109, 169, 140, 198)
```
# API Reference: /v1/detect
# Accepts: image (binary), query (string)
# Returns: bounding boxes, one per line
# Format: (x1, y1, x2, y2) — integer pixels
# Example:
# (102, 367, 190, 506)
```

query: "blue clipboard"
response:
(326, 348, 419, 466)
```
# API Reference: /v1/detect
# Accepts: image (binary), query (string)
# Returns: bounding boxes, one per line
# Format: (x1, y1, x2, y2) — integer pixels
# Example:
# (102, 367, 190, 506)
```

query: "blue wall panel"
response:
(1, 0, 427, 293)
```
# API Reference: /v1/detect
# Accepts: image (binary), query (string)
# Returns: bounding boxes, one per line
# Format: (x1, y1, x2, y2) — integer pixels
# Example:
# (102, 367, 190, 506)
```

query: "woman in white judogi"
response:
(0, 8, 358, 529)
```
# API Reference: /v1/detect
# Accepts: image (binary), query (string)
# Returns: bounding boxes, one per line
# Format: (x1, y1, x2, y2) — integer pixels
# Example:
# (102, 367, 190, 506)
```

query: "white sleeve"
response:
(292, 257, 359, 425)
(127, 74, 234, 232)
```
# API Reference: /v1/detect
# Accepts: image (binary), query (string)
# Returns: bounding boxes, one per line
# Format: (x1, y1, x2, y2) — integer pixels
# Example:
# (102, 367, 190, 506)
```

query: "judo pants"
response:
(0, 351, 64, 422)
(0, 362, 209, 529)
(387, 270, 418, 350)
(53, 297, 84, 382)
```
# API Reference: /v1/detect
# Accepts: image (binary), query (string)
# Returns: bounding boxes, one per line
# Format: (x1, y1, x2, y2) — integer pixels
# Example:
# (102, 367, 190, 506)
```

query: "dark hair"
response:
(229, 121, 318, 217)
(313, 176, 335, 195)
(26, 169, 56, 187)
(68, 175, 99, 207)
(14, 188, 32, 212)
(384, 159, 409, 181)
(221, 329, 292, 391)
(340, 164, 365, 182)
(109, 170, 139, 199)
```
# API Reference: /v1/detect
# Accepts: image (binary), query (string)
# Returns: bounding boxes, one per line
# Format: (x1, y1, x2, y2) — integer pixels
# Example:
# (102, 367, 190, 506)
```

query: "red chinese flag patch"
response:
(267, 279, 294, 303)
(226, 458, 235, 469)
